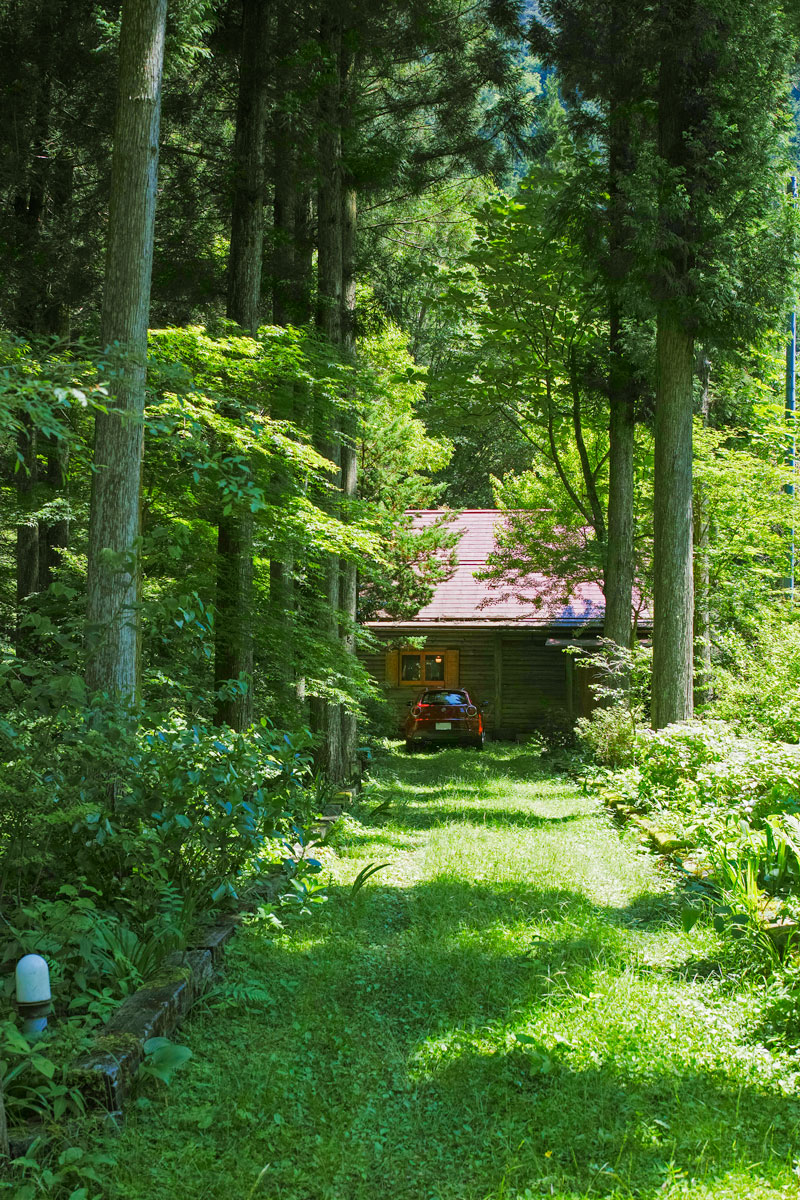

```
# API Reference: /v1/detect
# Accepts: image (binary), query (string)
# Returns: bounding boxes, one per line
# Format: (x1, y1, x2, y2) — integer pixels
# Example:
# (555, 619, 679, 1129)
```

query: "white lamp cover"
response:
(15, 954, 51, 1004)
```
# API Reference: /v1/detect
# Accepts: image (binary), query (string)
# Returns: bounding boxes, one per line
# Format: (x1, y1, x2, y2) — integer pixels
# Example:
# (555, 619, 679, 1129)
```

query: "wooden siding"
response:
(362, 628, 575, 738)
(496, 633, 568, 737)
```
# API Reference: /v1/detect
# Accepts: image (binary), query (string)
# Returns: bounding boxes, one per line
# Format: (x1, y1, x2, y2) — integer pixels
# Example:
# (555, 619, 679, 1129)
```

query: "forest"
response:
(3, 0, 800, 1196)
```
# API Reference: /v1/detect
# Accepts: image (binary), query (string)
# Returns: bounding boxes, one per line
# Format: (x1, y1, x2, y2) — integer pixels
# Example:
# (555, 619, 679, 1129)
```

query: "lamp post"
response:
(15, 954, 51, 1036)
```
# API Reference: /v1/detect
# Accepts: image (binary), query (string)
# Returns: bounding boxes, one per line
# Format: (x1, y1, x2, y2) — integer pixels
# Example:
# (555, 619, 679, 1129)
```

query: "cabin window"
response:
(401, 653, 422, 681)
(399, 649, 451, 685)
(425, 653, 445, 681)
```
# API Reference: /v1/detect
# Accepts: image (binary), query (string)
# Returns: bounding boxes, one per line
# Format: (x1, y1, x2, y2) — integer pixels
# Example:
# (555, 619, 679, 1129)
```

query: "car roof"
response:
(420, 688, 469, 697)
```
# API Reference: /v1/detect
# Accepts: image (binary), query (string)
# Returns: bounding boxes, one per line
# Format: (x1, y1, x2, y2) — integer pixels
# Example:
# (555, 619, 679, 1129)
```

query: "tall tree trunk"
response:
(268, 6, 298, 708)
(214, 0, 271, 730)
(651, 0, 695, 728)
(271, 8, 295, 332)
(340, 179, 358, 777)
(12, 4, 56, 620)
(13, 1, 55, 337)
(226, 0, 271, 336)
(652, 315, 694, 727)
(291, 188, 315, 325)
(310, 1, 344, 778)
(316, 10, 342, 345)
(693, 351, 712, 706)
(603, 67, 636, 654)
(604, 300, 635, 651)
(85, 0, 166, 701)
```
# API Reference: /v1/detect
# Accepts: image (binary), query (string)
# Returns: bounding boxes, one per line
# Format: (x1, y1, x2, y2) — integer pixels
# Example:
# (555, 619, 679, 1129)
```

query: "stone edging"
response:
(5, 787, 359, 1160)
(603, 796, 799, 952)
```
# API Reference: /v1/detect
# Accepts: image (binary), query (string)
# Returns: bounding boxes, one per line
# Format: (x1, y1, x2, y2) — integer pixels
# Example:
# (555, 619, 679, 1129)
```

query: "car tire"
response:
(473, 733, 485, 751)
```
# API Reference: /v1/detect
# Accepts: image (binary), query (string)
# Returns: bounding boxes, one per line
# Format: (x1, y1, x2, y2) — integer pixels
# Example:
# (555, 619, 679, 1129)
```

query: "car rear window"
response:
(421, 691, 468, 705)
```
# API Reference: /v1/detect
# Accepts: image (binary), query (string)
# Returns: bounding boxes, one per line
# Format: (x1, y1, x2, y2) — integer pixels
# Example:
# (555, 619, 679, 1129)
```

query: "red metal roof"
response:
(367, 509, 609, 630)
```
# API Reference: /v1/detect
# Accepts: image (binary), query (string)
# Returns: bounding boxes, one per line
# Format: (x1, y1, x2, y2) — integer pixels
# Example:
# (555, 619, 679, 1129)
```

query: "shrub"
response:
(575, 703, 642, 767)
(712, 614, 800, 742)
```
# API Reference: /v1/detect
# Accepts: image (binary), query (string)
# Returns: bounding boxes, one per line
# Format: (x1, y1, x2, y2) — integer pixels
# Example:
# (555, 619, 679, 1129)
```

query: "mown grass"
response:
(98, 744, 800, 1199)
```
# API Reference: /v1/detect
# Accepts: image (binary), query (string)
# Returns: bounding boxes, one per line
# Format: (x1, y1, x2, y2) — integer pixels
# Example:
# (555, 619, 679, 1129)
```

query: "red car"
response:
(404, 688, 486, 752)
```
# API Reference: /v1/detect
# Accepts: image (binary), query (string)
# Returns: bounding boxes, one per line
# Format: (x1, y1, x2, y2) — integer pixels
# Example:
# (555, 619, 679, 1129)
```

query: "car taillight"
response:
(411, 706, 422, 718)
(467, 705, 477, 716)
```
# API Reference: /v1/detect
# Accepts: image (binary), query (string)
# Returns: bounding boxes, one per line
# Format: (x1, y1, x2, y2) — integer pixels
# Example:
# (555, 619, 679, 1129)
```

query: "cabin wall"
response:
(361, 628, 578, 739)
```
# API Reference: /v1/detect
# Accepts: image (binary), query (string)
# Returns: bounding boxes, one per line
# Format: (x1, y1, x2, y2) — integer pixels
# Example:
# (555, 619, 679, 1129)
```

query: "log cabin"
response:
(361, 509, 644, 740)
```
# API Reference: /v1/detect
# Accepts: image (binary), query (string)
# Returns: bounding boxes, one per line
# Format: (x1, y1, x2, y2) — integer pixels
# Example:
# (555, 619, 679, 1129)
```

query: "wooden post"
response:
(493, 633, 502, 738)
(566, 647, 574, 720)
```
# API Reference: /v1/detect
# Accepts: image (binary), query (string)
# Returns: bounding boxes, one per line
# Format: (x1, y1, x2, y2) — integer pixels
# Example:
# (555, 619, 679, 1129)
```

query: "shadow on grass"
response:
(219, 875, 790, 1200)
(409, 1046, 799, 1197)
(354, 803, 588, 832)
(328, 875, 691, 939)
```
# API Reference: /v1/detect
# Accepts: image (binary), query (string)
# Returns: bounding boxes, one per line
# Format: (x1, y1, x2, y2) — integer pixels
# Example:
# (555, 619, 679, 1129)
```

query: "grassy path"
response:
(103, 745, 800, 1199)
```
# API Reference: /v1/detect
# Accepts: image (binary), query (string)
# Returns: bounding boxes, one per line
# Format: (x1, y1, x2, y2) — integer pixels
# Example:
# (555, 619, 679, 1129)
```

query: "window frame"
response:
(399, 647, 448, 686)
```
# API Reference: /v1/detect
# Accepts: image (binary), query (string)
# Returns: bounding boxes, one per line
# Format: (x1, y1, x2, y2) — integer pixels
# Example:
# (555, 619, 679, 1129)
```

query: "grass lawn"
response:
(98, 744, 800, 1199)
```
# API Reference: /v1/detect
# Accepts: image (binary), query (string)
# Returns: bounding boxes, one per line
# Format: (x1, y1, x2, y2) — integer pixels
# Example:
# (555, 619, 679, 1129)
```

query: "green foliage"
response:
(574, 640, 651, 767)
(712, 612, 800, 742)
(593, 717, 800, 966)
(630, 0, 797, 346)
(0, 666, 316, 913)
(602, 721, 800, 831)
(0, 335, 110, 447)
(140, 1037, 193, 1086)
(435, 146, 613, 554)
(81, 744, 800, 1200)
(9, 1136, 117, 1200)
(576, 703, 642, 769)
(348, 861, 392, 898)
(356, 321, 457, 621)
(0, 1021, 84, 1127)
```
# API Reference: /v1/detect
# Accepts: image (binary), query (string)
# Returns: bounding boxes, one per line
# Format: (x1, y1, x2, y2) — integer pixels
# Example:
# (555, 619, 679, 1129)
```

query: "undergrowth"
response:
(53, 742, 800, 1200)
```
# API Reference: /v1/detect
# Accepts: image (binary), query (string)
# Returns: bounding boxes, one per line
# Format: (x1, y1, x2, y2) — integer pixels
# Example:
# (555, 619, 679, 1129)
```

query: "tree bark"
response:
(316, 2, 343, 344)
(271, 5, 295, 331)
(603, 63, 636, 653)
(268, 6, 298, 705)
(652, 315, 694, 727)
(13, 0, 56, 337)
(226, 0, 271, 336)
(693, 351, 712, 706)
(651, 0, 696, 728)
(214, 0, 271, 729)
(604, 299, 635, 649)
(340, 179, 358, 776)
(85, 0, 166, 701)
(310, 0, 344, 778)
(291, 188, 315, 325)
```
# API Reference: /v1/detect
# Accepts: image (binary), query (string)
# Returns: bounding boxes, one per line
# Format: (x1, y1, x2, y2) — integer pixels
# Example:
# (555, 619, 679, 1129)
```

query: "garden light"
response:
(15, 954, 51, 1036)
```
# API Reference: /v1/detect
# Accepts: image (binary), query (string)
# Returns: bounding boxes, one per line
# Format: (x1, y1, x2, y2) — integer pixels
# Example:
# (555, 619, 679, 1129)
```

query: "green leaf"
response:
(143, 1037, 193, 1084)
(349, 862, 392, 897)
(681, 905, 703, 933)
(31, 1054, 56, 1079)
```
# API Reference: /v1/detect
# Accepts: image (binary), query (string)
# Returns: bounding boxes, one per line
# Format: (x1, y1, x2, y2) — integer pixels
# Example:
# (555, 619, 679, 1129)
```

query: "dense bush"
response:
(0, 658, 320, 1005)
(591, 720, 800, 939)
(712, 616, 800, 742)
(575, 703, 642, 767)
